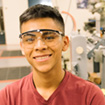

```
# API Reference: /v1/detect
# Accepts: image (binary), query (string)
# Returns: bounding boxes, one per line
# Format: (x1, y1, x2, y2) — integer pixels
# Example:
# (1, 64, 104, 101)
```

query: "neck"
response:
(33, 68, 65, 89)
(32, 67, 65, 100)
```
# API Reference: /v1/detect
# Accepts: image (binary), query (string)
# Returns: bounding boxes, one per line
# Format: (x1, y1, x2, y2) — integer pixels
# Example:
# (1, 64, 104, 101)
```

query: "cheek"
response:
(24, 50, 34, 65)
(52, 43, 63, 55)
(23, 49, 33, 58)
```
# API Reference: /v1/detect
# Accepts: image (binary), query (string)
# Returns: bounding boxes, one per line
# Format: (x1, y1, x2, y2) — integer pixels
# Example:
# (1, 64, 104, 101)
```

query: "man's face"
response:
(20, 18, 69, 73)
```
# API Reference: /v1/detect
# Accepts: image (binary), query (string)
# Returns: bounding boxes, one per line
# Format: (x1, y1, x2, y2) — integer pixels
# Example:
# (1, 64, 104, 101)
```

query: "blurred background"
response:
(0, 0, 105, 95)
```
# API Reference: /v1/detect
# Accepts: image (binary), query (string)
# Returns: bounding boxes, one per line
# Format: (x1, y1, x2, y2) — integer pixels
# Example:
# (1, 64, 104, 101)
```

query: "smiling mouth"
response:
(33, 54, 52, 60)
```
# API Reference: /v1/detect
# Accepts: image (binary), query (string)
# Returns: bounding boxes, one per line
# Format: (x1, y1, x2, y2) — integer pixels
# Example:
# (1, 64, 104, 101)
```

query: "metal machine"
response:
(84, 0, 105, 35)
(83, 0, 105, 88)
(87, 34, 105, 88)
(70, 32, 88, 80)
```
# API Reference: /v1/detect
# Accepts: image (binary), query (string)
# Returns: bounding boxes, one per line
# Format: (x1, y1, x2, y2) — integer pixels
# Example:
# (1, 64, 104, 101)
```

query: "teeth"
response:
(35, 56, 49, 60)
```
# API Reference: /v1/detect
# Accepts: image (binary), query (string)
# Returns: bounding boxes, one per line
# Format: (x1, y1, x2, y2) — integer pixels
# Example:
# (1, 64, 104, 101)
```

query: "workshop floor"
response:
(0, 45, 31, 90)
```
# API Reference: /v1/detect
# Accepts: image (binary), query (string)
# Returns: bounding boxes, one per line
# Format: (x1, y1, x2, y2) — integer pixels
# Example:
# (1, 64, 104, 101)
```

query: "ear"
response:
(20, 42, 25, 55)
(62, 36, 69, 51)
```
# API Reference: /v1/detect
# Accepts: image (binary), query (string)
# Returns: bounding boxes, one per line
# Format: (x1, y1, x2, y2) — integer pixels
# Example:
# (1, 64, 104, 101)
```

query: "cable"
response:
(54, 0, 75, 71)
(65, 0, 72, 23)
(54, 0, 76, 31)
(54, 0, 58, 8)
(55, 0, 58, 6)
(61, 11, 76, 72)
(62, 11, 76, 31)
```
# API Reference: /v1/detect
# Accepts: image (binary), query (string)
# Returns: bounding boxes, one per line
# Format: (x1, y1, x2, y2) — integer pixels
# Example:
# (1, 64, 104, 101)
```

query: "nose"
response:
(34, 37, 47, 51)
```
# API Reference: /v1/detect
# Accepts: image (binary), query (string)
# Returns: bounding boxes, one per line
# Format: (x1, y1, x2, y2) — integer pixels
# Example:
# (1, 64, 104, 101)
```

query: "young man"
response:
(0, 4, 105, 105)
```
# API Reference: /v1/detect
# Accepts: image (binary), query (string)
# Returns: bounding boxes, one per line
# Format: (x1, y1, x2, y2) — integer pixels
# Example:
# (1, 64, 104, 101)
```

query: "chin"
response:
(33, 66, 53, 74)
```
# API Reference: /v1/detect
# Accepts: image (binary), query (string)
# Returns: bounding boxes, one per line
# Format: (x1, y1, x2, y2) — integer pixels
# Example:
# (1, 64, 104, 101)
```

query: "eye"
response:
(45, 36, 55, 40)
(22, 34, 36, 43)
(26, 38, 35, 42)
(42, 31, 57, 41)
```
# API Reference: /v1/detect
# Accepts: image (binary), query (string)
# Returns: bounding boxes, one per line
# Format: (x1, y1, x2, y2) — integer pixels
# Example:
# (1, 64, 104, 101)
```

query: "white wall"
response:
(0, 0, 2, 7)
(2, 0, 28, 45)
(2, 0, 92, 45)
(52, 0, 92, 35)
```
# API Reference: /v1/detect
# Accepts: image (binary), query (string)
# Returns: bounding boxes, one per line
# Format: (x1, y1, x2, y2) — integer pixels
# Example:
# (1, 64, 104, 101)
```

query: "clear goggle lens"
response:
(19, 29, 64, 49)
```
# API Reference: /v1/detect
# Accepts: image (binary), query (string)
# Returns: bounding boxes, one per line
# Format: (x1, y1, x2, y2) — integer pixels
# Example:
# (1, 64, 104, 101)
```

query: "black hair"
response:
(19, 4, 64, 33)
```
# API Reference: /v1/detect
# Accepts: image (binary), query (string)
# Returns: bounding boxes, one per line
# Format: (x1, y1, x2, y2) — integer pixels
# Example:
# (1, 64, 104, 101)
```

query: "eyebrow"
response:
(23, 33, 36, 36)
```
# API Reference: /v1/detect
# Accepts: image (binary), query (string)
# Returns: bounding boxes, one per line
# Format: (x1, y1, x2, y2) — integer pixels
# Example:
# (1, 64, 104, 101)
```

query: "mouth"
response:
(33, 54, 52, 61)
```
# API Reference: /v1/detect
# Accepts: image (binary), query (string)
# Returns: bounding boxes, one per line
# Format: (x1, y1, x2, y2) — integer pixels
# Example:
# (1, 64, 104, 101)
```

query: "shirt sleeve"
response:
(0, 88, 8, 105)
(89, 85, 105, 105)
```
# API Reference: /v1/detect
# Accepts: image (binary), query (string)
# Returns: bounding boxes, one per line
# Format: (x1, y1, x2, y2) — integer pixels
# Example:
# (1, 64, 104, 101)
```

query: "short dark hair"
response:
(19, 4, 65, 33)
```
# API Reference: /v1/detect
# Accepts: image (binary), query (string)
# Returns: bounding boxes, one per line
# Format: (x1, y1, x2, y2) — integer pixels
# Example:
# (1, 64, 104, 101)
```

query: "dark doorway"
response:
(28, 0, 52, 7)
(0, 7, 5, 44)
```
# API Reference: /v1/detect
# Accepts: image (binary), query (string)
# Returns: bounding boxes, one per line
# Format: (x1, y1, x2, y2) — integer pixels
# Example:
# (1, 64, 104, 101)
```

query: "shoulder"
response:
(66, 71, 105, 104)
(67, 71, 101, 93)
(10, 72, 32, 87)
(0, 72, 33, 95)
(0, 73, 33, 105)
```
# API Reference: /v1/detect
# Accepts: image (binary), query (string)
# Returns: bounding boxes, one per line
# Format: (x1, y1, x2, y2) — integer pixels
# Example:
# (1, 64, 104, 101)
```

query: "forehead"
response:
(21, 18, 62, 33)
